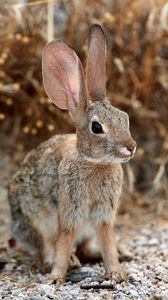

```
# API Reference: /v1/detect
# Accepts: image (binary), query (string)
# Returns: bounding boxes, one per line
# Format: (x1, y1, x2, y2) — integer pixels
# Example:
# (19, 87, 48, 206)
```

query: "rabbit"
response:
(9, 24, 136, 284)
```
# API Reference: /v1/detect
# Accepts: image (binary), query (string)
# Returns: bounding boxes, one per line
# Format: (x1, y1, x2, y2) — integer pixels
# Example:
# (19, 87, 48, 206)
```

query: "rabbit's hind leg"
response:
(76, 237, 101, 263)
(38, 225, 81, 274)
(39, 235, 54, 274)
(10, 213, 42, 262)
(32, 213, 81, 276)
(32, 210, 57, 272)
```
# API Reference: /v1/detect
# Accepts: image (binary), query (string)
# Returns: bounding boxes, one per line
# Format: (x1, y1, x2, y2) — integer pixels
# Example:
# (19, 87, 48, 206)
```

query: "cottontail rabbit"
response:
(9, 24, 136, 284)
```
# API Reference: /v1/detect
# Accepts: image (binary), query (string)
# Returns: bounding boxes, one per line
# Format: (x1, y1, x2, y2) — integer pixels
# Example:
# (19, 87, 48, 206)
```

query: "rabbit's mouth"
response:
(83, 152, 132, 164)
(114, 154, 132, 163)
(114, 145, 136, 161)
(106, 152, 132, 164)
(82, 145, 136, 164)
(113, 149, 135, 162)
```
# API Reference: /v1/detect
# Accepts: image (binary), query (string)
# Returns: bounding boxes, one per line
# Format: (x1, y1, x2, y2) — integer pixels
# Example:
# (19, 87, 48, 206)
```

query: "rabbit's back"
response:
(10, 134, 76, 216)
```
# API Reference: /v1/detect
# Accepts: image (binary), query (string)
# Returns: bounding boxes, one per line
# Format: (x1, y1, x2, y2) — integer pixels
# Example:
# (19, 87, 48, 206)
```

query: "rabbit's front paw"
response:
(104, 268, 128, 283)
(45, 269, 66, 285)
(46, 275, 66, 285)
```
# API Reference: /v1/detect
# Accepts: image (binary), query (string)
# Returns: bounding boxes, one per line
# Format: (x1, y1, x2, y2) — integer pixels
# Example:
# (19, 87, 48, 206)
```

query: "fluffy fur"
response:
(9, 24, 136, 284)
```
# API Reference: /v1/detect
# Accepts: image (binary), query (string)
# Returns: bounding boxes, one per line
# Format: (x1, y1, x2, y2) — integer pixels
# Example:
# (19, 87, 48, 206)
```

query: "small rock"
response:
(129, 273, 142, 282)
(38, 284, 55, 295)
(130, 281, 140, 287)
(30, 296, 49, 300)
(101, 280, 111, 285)
(90, 277, 104, 283)
(67, 267, 98, 283)
(155, 266, 164, 274)
(129, 289, 139, 297)
(4, 263, 16, 272)
(149, 239, 159, 246)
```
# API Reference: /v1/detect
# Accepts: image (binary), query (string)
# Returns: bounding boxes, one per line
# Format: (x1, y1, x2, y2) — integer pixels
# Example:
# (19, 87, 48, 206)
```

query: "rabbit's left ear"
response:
(42, 41, 87, 125)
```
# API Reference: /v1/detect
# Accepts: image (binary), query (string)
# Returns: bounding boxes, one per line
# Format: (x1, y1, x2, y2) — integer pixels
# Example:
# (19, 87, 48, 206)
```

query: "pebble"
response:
(155, 267, 165, 274)
(67, 267, 99, 283)
(128, 273, 142, 282)
(37, 284, 55, 295)
(130, 289, 139, 297)
(30, 297, 49, 300)
(149, 238, 159, 246)
(4, 263, 16, 272)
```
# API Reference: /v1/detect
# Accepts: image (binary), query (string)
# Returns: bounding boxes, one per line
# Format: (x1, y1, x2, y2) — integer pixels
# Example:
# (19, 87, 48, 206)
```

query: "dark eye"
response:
(91, 121, 103, 134)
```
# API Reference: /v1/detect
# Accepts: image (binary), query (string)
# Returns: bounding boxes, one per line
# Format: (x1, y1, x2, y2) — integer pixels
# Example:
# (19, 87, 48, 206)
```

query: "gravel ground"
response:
(0, 150, 168, 300)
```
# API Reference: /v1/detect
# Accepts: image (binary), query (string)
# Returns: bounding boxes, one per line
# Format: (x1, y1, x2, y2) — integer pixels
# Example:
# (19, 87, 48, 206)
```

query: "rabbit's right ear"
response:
(86, 24, 106, 101)
(42, 41, 87, 124)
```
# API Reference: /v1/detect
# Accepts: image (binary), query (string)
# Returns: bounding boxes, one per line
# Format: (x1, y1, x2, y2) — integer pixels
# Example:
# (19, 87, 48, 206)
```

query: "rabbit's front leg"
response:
(49, 225, 77, 284)
(98, 222, 127, 283)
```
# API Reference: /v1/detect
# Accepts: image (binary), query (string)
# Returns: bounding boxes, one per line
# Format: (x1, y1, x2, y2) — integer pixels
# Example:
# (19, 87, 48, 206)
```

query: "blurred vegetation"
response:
(0, 0, 168, 205)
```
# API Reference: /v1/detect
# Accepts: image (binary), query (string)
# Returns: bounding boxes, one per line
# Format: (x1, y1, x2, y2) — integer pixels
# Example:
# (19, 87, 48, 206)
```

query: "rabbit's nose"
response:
(126, 142, 137, 155)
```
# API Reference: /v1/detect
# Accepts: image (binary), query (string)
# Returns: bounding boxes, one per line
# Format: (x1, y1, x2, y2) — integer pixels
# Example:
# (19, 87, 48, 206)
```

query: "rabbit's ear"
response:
(42, 41, 87, 123)
(86, 24, 106, 101)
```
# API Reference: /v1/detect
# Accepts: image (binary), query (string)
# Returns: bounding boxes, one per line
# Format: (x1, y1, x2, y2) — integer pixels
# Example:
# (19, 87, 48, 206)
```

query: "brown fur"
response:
(9, 24, 136, 284)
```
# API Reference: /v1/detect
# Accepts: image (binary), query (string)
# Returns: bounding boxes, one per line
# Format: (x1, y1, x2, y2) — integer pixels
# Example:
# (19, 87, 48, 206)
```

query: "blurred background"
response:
(0, 0, 168, 216)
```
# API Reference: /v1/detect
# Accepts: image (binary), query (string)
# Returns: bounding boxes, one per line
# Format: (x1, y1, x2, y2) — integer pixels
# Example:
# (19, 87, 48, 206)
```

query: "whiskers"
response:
(98, 153, 114, 165)
(89, 152, 117, 173)
(84, 152, 114, 165)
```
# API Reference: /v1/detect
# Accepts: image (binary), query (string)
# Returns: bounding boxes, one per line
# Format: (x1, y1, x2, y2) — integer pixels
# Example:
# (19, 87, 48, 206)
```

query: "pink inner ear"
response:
(68, 76, 80, 108)
(43, 42, 82, 111)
